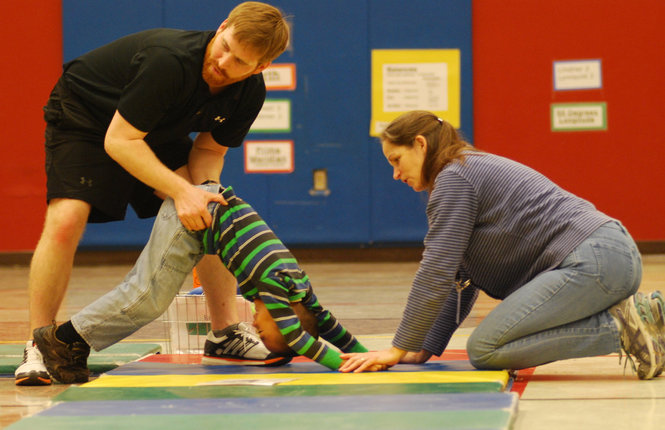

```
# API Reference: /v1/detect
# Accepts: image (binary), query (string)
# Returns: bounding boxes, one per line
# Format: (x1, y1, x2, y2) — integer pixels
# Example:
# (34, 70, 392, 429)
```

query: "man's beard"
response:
(202, 61, 230, 88)
(202, 60, 255, 91)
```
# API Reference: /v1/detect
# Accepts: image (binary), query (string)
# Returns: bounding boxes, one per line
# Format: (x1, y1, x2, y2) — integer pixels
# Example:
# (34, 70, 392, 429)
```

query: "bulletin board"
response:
(370, 49, 461, 136)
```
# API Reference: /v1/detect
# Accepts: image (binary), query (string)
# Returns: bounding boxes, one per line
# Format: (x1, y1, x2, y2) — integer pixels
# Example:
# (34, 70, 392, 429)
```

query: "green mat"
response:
(0, 343, 162, 375)
(54, 381, 505, 402)
(6, 410, 514, 430)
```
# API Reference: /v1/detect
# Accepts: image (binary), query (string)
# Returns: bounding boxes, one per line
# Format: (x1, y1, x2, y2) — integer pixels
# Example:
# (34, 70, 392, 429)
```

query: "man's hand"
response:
(174, 185, 227, 231)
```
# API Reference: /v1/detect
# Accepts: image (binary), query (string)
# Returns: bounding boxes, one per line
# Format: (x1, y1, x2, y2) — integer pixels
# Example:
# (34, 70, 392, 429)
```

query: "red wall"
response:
(0, 1, 662, 252)
(473, 0, 664, 241)
(0, 1, 62, 251)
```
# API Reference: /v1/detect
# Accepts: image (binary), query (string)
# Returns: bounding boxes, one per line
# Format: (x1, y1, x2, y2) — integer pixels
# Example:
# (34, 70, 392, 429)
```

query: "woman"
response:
(339, 110, 665, 379)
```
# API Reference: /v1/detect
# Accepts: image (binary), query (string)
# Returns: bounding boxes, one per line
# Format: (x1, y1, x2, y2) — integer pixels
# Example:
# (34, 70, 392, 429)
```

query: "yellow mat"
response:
(84, 370, 510, 388)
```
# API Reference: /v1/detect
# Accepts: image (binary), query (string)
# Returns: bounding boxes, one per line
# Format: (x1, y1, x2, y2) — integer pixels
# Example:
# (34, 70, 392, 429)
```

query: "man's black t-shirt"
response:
(60, 28, 265, 148)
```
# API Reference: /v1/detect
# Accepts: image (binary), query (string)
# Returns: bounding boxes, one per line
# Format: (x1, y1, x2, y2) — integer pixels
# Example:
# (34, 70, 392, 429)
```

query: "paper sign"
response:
(244, 140, 294, 173)
(382, 63, 448, 112)
(553, 59, 602, 91)
(197, 378, 296, 386)
(551, 102, 607, 131)
(250, 99, 291, 133)
(263, 63, 296, 91)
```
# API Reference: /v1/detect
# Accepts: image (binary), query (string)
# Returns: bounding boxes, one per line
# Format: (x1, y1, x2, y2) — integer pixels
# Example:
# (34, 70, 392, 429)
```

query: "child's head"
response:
(252, 299, 319, 356)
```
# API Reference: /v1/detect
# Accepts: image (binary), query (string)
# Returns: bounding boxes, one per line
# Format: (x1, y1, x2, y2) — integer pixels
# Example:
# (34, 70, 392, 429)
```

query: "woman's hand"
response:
(339, 347, 406, 373)
(400, 349, 433, 364)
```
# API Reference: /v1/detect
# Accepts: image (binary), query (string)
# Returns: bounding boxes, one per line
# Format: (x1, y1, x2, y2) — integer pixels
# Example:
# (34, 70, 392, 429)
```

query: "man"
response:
(34, 185, 371, 384)
(16, 2, 290, 386)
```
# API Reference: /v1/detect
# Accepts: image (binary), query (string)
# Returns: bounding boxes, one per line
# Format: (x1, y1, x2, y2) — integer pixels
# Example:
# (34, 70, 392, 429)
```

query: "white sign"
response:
(382, 63, 448, 112)
(250, 99, 291, 132)
(244, 140, 294, 173)
(553, 59, 602, 90)
(551, 103, 607, 131)
(262, 63, 296, 90)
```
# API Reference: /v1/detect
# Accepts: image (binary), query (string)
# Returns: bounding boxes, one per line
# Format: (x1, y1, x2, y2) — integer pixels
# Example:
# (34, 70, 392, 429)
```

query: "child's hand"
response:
(339, 358, 389, 372)
(339, 347, 406, 373)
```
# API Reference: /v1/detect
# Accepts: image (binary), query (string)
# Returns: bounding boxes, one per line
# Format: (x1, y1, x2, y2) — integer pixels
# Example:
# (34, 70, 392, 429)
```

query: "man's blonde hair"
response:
(227, 1, 290, 64)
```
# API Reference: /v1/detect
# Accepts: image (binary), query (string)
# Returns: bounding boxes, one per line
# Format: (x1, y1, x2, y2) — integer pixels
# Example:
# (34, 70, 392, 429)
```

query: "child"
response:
(201, 185, 369, 369)
(33, 184, 368, 384)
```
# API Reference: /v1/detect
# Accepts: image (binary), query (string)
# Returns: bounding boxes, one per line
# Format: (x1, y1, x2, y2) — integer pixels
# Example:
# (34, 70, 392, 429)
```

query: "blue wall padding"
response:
(63, 0, 472, 247)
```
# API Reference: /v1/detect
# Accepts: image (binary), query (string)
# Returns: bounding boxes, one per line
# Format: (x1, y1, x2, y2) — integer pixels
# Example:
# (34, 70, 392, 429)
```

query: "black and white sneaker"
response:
(15, 340, 52, 386)
(201, 322, 291, 366)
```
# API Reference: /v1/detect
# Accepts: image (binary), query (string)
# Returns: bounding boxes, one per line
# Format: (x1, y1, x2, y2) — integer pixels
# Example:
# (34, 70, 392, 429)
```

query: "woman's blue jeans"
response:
(71, 185, 219, 350)
(467, 221, 642, 370)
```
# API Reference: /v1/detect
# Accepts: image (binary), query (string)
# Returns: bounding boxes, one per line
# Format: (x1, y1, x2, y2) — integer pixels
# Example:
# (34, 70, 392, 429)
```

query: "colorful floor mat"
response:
(9, 393, 518, 430)
(8, 350, 519, 430)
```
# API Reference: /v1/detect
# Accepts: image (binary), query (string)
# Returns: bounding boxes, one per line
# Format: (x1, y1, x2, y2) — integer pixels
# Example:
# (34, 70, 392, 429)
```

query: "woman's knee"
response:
(466, 330, 498, 369)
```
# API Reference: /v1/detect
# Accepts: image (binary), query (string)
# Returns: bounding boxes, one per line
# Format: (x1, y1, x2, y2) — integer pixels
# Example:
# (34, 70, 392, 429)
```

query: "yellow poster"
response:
(371, 49, 461, 136)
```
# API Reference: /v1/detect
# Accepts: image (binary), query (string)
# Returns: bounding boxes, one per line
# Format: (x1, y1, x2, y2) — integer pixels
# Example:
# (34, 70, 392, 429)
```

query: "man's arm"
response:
(188, 132, 228, 185)
(104, 110, 225, 230)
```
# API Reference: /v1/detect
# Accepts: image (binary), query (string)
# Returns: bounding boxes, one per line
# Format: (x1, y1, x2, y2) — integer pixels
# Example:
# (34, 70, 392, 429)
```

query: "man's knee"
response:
(42, 199, 91, 245)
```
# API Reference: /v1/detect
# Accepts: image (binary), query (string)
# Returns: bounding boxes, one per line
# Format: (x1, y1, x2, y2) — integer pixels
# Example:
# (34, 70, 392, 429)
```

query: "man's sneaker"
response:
(609, 294, 665, 380)
(33, 322, 90, 384)
(201, 322, 291, 366)
(14, 340, 52, 386)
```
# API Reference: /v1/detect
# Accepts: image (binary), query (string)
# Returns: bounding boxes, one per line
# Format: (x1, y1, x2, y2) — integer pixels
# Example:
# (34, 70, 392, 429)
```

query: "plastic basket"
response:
(163, 294, 253, 354)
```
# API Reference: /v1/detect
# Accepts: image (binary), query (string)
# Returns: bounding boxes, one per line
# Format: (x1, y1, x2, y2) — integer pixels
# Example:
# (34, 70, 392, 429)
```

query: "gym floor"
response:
(1, 253, 664, 429)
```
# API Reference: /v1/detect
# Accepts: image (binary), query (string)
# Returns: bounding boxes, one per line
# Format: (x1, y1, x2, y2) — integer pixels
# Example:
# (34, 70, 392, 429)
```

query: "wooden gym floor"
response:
(1, 253, 664, 429)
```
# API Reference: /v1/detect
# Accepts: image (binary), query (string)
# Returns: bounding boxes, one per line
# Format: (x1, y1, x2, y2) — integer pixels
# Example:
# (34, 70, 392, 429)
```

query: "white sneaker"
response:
(15, 340, 52, 386)
(201, 322, 291, 366)
(610, 294, 665, 380)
